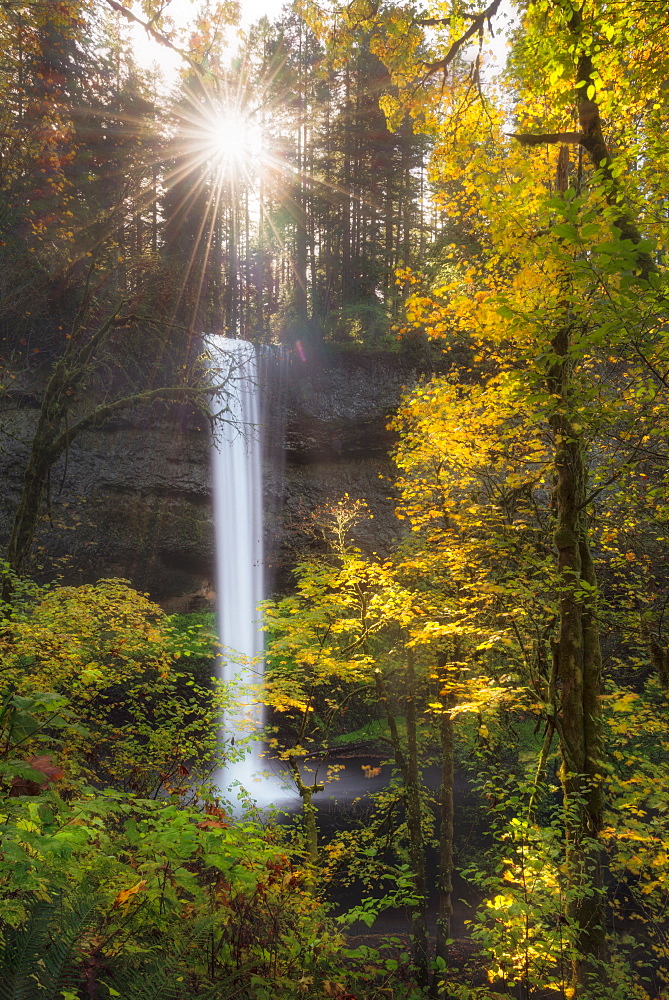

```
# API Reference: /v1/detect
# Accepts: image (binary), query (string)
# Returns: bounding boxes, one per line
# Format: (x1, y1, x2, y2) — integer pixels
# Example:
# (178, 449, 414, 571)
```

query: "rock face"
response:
(275, 351, 425, 589)
(0, 350, 433, 607)
(0, 386, 214, 606)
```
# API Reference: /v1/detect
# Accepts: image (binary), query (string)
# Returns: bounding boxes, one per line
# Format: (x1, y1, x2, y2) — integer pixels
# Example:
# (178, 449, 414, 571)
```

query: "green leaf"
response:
(554, 224, 580, 242)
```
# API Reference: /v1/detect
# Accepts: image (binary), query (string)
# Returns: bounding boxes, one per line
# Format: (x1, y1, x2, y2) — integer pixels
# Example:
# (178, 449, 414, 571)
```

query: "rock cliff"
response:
(0, 349, 436, 607)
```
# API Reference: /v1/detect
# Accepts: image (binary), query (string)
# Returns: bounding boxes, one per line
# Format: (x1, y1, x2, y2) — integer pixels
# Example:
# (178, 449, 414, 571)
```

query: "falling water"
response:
(209, 338, 390, 817)
(210, 337, 266, 795)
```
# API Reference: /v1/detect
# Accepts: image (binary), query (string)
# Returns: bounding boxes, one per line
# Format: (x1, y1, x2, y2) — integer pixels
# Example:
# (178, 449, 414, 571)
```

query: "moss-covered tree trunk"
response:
(432, 649, 457, 997)
(376, 658, 429, 987)
(404, 646, 429, 986)
(549, 327, 606, 996)
(4, 357, 71, 593)
(287, 754, 323, 886)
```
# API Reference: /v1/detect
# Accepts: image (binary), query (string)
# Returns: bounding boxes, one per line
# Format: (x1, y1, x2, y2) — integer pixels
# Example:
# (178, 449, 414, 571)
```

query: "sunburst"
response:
(174, 84, 268, 187)
(105, 50, 397, 340)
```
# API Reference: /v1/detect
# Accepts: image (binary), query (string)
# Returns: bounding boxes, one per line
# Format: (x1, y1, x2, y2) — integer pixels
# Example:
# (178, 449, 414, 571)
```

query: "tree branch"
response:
(570, 12, 656, 279)
(50, 385, 211, 456)
(73, 304, 132, 371)
(421, 0, 503, 78)
(100, 0, 206, 80)
(508, 131, 585, 147)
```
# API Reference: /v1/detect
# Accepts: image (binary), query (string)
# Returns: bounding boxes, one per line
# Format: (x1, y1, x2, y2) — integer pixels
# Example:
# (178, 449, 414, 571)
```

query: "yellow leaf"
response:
(112, 880, 148, 909)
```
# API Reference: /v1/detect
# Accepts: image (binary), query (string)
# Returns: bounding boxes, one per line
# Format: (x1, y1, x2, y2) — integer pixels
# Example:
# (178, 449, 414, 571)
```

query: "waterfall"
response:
(209, 336, 293, 808)
(209, 339, 384, 816)
(210, 337, 266, 795)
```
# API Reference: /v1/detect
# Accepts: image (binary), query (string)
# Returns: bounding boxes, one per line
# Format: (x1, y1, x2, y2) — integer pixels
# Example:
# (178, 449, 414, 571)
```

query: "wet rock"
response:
(0, 349, 443, 602)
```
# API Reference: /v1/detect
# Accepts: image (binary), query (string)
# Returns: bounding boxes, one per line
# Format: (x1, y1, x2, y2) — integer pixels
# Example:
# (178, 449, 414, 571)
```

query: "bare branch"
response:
(101, 0, 207, 80)
(421, 0, 503, 78)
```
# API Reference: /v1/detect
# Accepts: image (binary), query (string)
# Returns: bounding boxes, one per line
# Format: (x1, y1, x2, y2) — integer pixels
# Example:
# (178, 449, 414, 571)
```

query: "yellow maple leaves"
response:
(0, 579, 174, 693)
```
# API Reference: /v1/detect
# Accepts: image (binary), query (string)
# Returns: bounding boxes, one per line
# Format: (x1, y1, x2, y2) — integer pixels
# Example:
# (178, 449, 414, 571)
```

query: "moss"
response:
(553, 525, 578, 549)
(331, 718, 396, 746)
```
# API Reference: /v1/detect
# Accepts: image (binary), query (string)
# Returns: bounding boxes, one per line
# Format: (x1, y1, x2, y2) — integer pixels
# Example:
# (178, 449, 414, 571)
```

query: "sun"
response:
(177, 87, 267, 184)
(200, 107, 266, 179)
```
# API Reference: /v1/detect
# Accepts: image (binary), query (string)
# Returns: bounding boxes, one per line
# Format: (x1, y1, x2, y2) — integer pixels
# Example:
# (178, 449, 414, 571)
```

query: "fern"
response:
(39, 895, 99, 1000)
(0, 902, 54, 1000)
(101, 964, 257, 1000)
(0, 894, 99, 1000)
(1, 899, 255, 1000)
(100, 919, 255, 1000)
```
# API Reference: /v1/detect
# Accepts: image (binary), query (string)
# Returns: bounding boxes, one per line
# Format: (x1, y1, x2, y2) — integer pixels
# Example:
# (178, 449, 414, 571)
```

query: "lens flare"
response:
(188, 104, 266, 180)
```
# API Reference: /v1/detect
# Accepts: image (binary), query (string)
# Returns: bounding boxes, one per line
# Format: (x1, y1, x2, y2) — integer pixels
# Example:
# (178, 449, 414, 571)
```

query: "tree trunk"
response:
(549, 326, 606, 996)
(376, 657, 429, 987)
(342, 66, 352, 304)
(432, 649, 457, 996)
(4, 358, 71, 589)
(405, 647, 429, 985)
(227, 197, 238, 337)
(5, 440, 56, 586)
(287, 754, 323, 891)
(256, 185, 265, 335)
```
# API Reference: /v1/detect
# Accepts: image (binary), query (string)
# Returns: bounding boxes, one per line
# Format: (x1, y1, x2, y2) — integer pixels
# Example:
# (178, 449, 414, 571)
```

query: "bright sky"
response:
(130, 0, 287, 85)
(130, 0, 515, 89)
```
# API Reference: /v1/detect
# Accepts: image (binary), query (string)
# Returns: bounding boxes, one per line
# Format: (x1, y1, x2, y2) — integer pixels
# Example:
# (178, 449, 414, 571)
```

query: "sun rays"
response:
(159, 67, 395, 339)
(56, 36, 401, 345)
(171, 84, 269, 188)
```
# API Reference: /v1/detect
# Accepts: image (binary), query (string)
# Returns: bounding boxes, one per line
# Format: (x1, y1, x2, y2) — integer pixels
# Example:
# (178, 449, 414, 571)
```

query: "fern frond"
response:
(40, 895, 99, 1000)
(101, 919, 252, 1000)
(0, 893, 101, 1000)
(0, 902, 56, 1000)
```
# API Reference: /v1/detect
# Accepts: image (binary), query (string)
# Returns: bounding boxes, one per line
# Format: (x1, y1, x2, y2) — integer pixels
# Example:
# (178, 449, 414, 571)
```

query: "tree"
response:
(2, 266, 218, 593)
(0, 576, 222, 793)
(391, 375, 556, 990)
(263, 496, 506, 987)
(302, 0, 669, 993)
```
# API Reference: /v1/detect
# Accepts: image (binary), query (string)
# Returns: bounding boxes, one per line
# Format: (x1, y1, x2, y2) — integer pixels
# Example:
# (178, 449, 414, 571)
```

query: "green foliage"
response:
(466, 812, 573, 994)
(325, 302, 394, 349)
(0, 578, 336, 996)
(0, 576, 358, 999)
(0, 775, 345, 993)
(0, 579, 227, 795)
